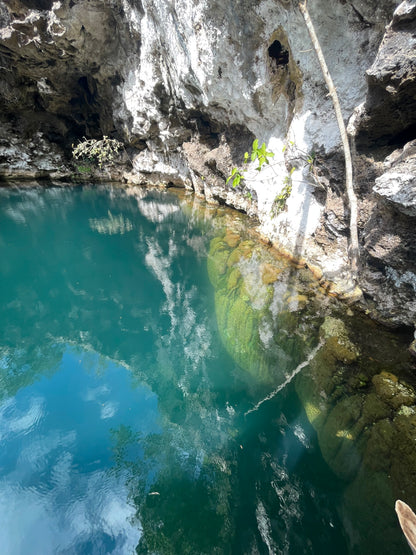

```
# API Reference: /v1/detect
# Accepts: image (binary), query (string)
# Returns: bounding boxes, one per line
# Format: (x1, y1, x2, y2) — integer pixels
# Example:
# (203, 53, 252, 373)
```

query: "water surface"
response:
(0, 184, 414, 554)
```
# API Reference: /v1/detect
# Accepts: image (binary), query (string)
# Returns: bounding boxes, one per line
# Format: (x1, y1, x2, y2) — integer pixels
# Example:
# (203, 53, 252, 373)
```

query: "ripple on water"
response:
(0, 396, 44, 440)
(0, 470, 141, 554)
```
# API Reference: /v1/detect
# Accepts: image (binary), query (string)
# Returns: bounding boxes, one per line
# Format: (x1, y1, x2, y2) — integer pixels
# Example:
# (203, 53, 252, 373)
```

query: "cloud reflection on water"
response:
(0, 465, 140, 554)
(0, 344, 161, 554)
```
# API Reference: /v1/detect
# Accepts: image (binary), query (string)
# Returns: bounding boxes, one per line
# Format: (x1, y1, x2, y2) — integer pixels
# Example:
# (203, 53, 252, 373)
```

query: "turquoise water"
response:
(0, 185, 413, 554)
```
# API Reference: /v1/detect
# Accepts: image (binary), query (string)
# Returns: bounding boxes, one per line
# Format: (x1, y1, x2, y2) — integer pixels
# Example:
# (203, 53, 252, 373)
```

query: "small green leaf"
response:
(227, 168, 237, 183)
(252, 139, 259, 151)
(233, 175, 241, 187)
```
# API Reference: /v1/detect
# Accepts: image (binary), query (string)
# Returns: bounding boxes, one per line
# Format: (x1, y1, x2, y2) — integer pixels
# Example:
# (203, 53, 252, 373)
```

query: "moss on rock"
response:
(261, 262, 282, 285)
(207, 238, 230, 288)
(207, 232, 304, 383)
(295, 312, 416, 545)
(372, 371, 416, 409)
(319, 316, 360, 364)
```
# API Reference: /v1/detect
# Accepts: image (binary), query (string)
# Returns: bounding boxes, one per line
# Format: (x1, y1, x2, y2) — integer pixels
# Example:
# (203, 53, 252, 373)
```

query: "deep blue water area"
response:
(0, 184, 414, 554)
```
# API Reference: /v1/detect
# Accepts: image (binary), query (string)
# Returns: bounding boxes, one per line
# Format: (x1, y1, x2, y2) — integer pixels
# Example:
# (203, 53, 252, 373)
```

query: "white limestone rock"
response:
(374, 172, 416, 217)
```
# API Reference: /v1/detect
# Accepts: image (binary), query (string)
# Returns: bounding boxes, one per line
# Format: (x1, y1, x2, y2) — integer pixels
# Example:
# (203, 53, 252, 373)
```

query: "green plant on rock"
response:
(72, 136, 124, 170)
(227, 138, 275, 188)
(75, 163, 94, 174)
(227, 167, 244, 188)
(271, 140, 322, 215)
(283, 140, 317, 173)
(227, 138, 319, 215)
(250, 138, 275, 171)
(272, 166, 295, 216)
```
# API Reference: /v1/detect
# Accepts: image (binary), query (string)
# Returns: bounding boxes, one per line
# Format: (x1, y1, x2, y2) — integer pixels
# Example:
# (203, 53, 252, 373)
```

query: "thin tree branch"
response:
(299, 0, 359, 277)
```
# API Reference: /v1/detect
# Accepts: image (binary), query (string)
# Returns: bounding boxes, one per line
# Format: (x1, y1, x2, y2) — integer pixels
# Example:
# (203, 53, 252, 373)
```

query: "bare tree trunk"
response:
(299, 0, 359, 277)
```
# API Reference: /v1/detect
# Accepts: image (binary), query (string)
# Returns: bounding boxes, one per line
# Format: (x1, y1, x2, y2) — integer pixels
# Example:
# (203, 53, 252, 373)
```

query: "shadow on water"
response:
(0, 184, 414, 554)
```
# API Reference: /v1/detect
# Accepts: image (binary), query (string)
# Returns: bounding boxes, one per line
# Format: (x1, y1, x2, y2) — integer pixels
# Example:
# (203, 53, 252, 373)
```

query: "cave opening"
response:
(268, 40, 289, 66)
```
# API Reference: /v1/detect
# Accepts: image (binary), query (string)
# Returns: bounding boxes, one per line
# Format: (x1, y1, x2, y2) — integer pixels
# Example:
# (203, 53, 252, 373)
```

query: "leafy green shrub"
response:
(72, 136, 124, 170)
(227, 139, 275, 188)
(249, 139, 275, 171)
(75, 164, 93, 174)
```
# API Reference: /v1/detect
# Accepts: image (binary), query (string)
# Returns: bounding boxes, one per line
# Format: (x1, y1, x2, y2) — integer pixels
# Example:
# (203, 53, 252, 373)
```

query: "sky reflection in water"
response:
(0, 347, 155, 554)
(0, 185, 411, 554)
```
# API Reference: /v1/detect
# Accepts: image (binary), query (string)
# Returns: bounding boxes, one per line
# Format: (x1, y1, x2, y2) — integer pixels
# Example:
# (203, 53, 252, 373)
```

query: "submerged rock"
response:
(208, 232, 274, 381)
(207, 227, 326, 383)
(296, 313, 416, 552)
(372, 371, 416, 409)
(319, 316, 360, 364)
(261, 262, 282, 285)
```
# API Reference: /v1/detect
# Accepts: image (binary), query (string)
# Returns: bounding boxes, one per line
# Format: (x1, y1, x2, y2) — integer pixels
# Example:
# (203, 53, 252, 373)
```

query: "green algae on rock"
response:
(295, 315, 416, 553)
(207, 228, 324, 384)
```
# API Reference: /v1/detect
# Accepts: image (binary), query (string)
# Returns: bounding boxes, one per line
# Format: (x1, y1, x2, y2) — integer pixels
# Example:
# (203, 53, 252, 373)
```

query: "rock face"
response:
(355, 0, 416, 148)
(1, 0, 416, 329)
(351, 1, 416, 329)
(374, 143, 416, 219)
(360, 139, 416, 326)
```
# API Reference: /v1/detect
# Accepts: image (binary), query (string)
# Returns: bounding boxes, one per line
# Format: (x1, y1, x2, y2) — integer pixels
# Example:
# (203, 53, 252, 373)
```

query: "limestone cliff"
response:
(0, 0, 415, 333)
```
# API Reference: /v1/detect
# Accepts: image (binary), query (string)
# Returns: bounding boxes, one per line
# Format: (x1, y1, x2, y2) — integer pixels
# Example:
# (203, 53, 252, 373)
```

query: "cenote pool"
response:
(0, 184, 415, 554)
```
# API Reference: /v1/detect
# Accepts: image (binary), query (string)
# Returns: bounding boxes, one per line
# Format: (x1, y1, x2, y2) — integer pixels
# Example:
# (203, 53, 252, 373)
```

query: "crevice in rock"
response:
(267, 27, 303, 132)
(212, 194, 227, 206)
(350, 3, 372, 27)
(187, 110, 221, 148)
(388, 123, 416, 148)
(268, 40, 289, 67)
(18, 0, 54, 10)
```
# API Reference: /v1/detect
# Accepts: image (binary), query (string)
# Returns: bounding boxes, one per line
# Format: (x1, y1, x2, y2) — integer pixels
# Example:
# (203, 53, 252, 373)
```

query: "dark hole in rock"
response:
(19, 0, 53, 9)
(212, 194, 227, 206)
(268, 40, 289, 66)
(188, 110, 221, 147)
(78, 76, 95, 105)
(111, 73, 122, 87)
(388, 122, 416, 148)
